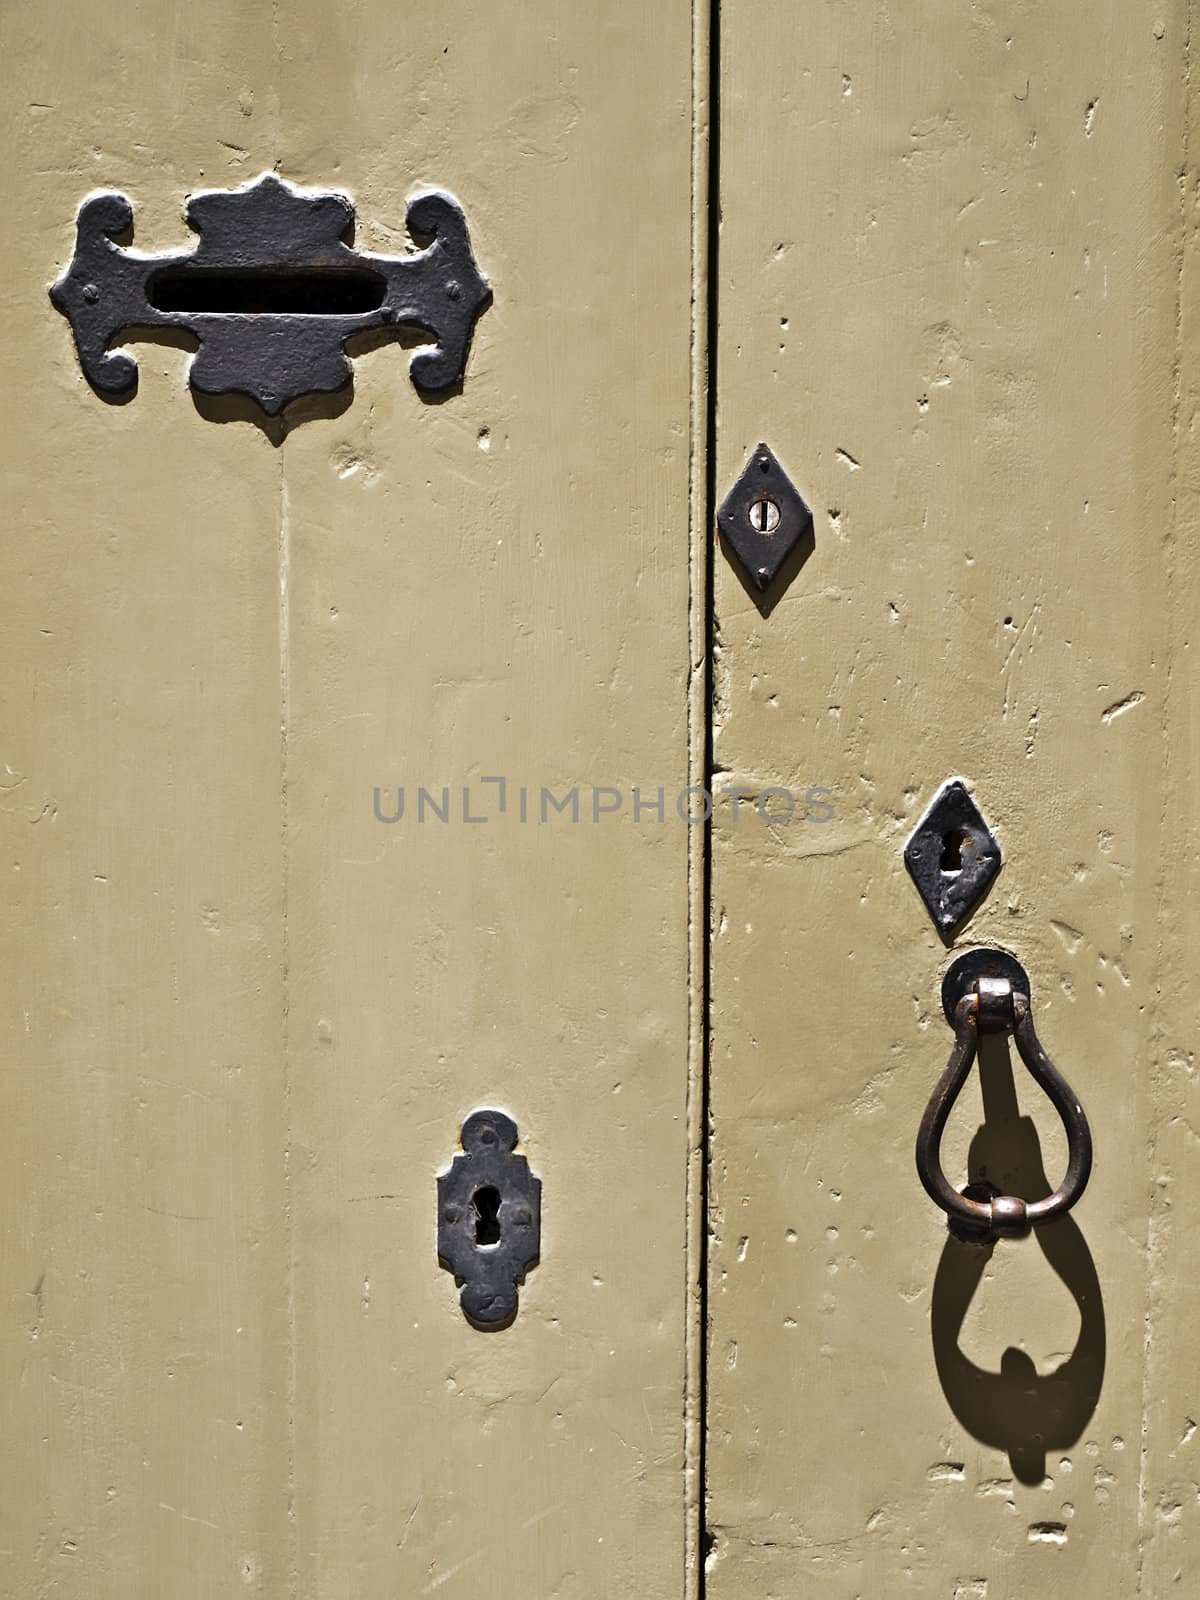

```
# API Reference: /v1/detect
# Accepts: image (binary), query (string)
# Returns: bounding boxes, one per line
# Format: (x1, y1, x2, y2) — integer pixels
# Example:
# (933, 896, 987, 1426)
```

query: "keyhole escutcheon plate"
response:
(904, 778, 1003, 939)
(437, 1110, 541, 1329)
(717, 442, 814, 595)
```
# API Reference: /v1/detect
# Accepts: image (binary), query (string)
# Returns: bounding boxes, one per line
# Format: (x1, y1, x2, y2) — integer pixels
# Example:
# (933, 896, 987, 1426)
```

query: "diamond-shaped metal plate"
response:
(904, 779, 1002, 938)
(717, 443, 814, 593)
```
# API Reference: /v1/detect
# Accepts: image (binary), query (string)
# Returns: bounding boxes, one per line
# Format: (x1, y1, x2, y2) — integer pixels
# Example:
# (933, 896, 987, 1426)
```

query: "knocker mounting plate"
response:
(940, 947, 1029, 1026)
(50, 173, 490, 417)
(438, 1110, 541, 1330)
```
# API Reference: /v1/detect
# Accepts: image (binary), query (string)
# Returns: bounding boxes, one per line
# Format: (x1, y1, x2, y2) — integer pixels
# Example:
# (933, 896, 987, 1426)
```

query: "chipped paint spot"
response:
(1101, 690, 1145, 723)
(1027, 1522, 1068, 1544)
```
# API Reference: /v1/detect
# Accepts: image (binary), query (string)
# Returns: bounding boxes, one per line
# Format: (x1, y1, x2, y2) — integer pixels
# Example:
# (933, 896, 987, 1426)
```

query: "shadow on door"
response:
(929, 1031, 1106, 1486)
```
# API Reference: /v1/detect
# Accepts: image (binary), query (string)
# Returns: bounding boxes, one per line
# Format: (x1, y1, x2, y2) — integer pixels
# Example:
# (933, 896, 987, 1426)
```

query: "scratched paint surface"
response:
(7, 2, 1199, 1594)
(0, 2, 699, 1595)
(706, 2, 1199, 1596)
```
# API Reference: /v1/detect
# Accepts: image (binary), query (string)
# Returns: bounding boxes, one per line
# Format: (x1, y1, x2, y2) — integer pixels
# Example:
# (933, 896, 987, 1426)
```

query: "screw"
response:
(748, 495, 781, 535)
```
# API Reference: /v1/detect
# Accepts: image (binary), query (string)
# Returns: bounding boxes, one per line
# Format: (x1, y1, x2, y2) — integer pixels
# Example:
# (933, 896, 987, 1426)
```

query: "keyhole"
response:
(748, 495, 781, 535)
(940, 829, 969, 875)
(472, 1186, 502, 1247)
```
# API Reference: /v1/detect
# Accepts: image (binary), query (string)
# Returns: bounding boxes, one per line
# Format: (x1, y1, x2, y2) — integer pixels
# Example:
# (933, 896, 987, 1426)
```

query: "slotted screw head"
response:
(717, 443, 814, 594)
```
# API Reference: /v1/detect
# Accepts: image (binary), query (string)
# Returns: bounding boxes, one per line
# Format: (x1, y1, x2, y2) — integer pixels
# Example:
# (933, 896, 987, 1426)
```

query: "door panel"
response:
(275, 6, 699, 1594)
(9, 4, 1198, 1595)
(706, 2, 1196, 1596)
(1, 3, 701, 1596)
(0, 6, 289, 1594)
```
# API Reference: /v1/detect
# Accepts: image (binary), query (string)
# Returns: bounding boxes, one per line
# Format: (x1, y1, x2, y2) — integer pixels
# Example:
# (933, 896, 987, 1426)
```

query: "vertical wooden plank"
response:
(1140, 6, 1200, 1586)
(0, 3, 289, 1594)
(3, 3, 704, 1594)
(272, 4, 700, 1596)
(707, 3, 1185, 1596)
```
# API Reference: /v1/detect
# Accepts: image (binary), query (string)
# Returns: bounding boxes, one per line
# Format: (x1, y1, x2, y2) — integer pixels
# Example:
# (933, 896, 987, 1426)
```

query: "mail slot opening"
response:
(148, 268, 387, 316)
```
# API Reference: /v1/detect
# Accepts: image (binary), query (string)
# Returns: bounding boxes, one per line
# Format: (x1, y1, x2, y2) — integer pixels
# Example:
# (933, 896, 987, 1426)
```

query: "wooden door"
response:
(705, 2, 1200, 1597)
(6, 3, 1199, 1597)
(1, 3, 702, 1594)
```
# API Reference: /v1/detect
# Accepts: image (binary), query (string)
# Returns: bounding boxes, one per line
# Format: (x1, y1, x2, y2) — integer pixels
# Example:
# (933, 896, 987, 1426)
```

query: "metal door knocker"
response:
(438, 1110, 541, 1329)
(50, 172, 489, 417)
(916, 949, 1092, 1241)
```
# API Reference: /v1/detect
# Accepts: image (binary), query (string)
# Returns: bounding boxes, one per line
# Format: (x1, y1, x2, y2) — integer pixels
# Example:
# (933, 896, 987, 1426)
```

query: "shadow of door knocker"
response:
(918, 949, 1106, 1484)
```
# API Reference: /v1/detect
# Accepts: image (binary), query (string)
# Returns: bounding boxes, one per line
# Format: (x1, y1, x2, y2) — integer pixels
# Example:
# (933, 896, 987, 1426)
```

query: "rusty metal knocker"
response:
(916, 949, 1092, 1240)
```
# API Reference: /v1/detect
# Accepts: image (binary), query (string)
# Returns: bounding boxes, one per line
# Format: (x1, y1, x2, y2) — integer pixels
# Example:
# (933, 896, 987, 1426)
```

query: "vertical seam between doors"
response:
(685, 0, 709, 1585)
(685, 1, 720, 1594)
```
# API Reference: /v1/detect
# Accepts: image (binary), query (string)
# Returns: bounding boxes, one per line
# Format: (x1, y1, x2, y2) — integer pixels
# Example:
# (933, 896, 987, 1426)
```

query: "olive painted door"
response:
(5, 3, 1200, 1599)
(705, 3, 1200, 1597)
(1, 2, 702, 1596)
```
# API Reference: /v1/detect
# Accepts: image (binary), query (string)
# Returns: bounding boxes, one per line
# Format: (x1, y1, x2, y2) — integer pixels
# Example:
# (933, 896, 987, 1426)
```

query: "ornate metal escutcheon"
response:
(438, 1110, 541, 1330)
(50, 172, 489, 416)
